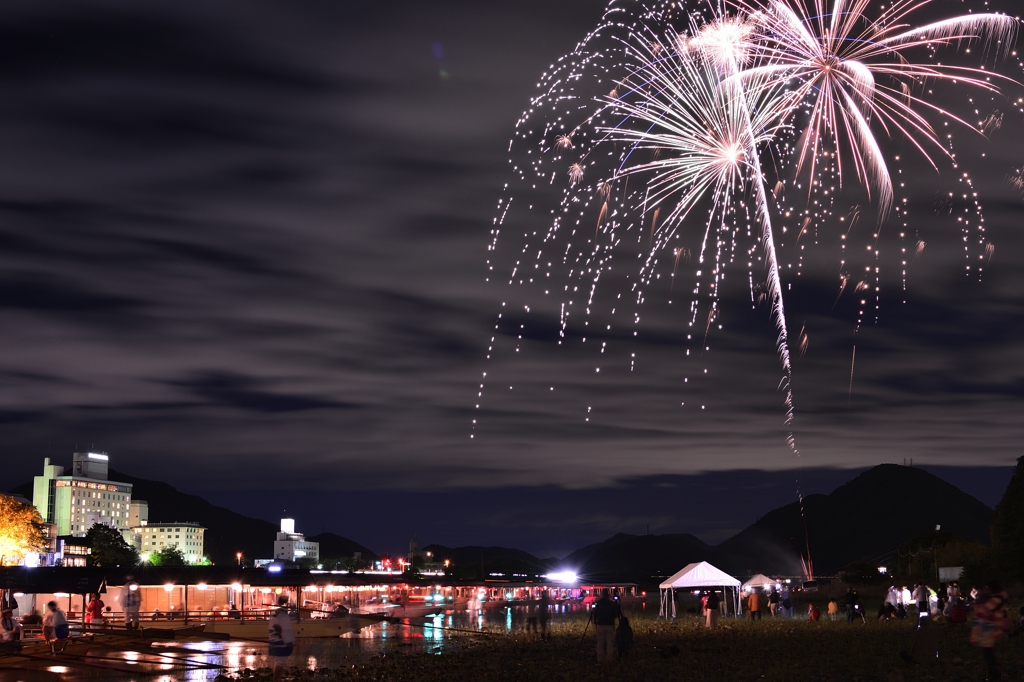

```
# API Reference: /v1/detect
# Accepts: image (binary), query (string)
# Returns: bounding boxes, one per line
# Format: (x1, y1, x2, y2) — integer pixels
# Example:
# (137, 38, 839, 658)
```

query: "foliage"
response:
(0, 494, 46, 565)
(148, 545, 186, 566)
(842, 559, 886, 585)
(991, 455, 1024, 583)
(86, 523, 139, 567)
(320, 555, 371, 571)
(890, 530, 990, 582)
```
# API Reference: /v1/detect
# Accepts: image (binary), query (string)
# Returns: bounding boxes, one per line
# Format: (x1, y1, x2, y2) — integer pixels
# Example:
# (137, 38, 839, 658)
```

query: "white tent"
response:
(742, 574, 776, 591)
(659, 561, 742, 619)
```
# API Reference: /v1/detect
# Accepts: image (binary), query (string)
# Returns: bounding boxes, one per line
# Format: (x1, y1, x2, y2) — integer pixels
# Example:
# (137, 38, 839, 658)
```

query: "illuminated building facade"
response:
(32, 453, 133, 538)
(273, 518, 319, 564)
(134, 522, 206, 564)
(55, 536, 91, 567)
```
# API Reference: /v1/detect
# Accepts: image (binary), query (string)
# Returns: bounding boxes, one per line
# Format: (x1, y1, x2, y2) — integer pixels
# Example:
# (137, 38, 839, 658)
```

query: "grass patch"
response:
(231, 610, 1024, 681)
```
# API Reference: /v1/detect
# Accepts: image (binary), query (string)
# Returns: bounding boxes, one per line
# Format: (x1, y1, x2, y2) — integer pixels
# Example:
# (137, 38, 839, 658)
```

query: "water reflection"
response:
(4, 604, 592, 681)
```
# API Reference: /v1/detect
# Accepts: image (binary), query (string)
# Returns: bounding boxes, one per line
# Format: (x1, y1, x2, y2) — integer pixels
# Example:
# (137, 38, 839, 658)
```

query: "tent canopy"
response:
(659, 561, 740, 590)
(742, 574, 776, 590)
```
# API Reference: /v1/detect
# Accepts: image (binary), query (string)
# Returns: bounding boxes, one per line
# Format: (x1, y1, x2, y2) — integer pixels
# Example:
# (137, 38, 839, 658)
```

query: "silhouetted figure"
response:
(592, 589, 621, 663)
(538, 589, 550, 640)
(845, 588, 858, 623)
(616, 616, 634, 658)
(705, 590, 720, 628)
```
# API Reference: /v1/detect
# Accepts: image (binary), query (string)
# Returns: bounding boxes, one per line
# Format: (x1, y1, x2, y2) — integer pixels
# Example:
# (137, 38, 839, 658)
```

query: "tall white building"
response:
(273, 518, 319, 564)
(32, 453, 133, 537)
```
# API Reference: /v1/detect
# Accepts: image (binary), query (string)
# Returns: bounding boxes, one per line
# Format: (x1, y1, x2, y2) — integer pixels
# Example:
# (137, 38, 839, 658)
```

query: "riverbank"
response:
(221, 611, 1024, 682)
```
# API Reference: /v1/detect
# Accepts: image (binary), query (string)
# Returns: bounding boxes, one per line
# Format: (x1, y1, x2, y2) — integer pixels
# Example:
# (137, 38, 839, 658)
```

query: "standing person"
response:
(844, 588, 858, 624)
(42, 601, 69, 643)
(84, 594, 104, 630)
(748, 590, 762, 621)
(122, 578, 141, 630)
(705, 590, 720, 628)
(937, 582, 948, 613)
(538, 589, 550, 641)
(0, 609, 21, 642)
(913, 583, 930, 618)
(781, 585, 793, 618)
(592, 589, 621, 664)
(827, 598, 839, 621)
(268, 596, 296, 682)
(768, 589, 780, 617)
(971, 583, 1011, 682)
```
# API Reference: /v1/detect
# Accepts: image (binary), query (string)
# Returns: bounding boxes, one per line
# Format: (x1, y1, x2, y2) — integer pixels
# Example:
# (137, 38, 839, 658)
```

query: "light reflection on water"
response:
(1, 604, 594, 681)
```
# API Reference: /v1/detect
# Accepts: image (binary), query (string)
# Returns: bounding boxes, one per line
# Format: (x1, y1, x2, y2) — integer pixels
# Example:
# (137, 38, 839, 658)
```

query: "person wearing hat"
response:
(0, 608, 21, 642)
(268, 596, 295, 682)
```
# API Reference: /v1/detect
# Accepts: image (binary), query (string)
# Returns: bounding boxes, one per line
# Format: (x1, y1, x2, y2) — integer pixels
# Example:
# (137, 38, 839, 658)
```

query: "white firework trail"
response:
(475, 0, 1020, 481)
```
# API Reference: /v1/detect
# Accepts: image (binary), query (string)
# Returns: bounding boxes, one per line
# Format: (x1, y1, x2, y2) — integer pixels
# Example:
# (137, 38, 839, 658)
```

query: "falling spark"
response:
(478, 0, 1018, 462)
(848, 345, 857, 405)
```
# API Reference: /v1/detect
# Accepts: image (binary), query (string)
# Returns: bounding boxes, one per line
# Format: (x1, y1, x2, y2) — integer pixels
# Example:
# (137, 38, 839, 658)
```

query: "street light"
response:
(236, 552, 242, 566)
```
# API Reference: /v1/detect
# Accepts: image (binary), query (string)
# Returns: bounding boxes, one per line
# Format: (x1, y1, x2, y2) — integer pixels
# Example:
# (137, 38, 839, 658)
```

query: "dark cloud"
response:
(168, 371, 359, 414)
(0, 0, 1020, 555)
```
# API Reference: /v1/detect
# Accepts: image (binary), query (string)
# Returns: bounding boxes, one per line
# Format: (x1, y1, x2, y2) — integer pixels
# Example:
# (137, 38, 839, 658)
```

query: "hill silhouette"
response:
(308, 532, 377, 564)
(421, 544, 556, 578)
(10, 470, 374, 565)
(562, 532, 710, 581)
(713, 464, 993, 575)
(556, 465, 993, 582)
(11, 463, 993, 578)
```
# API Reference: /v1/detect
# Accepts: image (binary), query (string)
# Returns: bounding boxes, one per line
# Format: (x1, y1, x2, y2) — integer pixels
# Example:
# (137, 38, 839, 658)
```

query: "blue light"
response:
(267, 565, 282, 573)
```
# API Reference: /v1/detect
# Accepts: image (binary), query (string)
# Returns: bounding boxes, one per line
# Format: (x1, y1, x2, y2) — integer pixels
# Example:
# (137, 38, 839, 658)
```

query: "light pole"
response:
(236, 552, 242, 567)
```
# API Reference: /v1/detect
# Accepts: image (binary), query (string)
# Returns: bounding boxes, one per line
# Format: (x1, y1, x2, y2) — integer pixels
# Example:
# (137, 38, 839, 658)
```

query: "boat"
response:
(203, 613, 379, 638)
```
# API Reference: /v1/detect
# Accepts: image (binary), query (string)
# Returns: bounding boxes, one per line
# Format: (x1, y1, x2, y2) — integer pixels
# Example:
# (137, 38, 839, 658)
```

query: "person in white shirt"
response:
(0, 609, 21, 642)
(268, 597, 295, 682)
(122, 579, 142, 630)
(42, 601, 69, 642)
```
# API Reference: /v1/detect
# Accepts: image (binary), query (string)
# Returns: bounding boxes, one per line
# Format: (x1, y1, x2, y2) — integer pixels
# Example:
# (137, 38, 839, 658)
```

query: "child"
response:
(827, 599, 839, 621)
(808, 603, 820, 621)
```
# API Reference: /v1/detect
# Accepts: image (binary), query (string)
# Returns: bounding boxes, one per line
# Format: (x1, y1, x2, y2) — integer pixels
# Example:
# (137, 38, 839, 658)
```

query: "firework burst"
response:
(479, 0, 1019, 469)
(730, 0, 1017, 215)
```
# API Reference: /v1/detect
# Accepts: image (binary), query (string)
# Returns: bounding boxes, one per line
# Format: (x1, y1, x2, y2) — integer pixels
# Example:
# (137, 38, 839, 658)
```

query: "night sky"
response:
(0, 0, 1020, 559)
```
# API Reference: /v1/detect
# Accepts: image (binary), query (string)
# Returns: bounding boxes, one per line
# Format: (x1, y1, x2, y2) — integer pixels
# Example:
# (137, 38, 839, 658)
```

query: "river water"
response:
(1, 602, 629, 681)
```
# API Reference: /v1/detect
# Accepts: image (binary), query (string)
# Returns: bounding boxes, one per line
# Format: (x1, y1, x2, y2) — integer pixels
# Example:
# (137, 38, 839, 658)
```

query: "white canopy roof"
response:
(659, 561, 740, 590)
(742, 574, 776, 590)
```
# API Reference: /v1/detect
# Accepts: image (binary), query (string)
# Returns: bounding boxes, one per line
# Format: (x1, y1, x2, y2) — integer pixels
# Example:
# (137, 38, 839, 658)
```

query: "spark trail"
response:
(477, 0, 1018, 466)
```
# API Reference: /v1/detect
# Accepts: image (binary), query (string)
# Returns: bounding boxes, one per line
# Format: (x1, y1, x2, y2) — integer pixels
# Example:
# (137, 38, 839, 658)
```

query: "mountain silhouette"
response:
(714, 464, 993, 575)
(557, 465, 993, 581)
(562, 532, 711, 581)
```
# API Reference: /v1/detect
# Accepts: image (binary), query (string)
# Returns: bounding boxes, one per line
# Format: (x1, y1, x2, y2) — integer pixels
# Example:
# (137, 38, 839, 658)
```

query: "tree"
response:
(991, 455, 1024, 582)
(0, 494, 46, 565)
(149, 546, 186, 566)
(86, 523, 139, 567)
